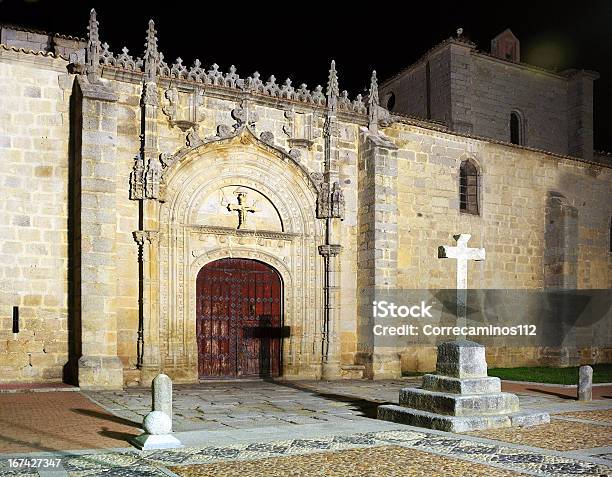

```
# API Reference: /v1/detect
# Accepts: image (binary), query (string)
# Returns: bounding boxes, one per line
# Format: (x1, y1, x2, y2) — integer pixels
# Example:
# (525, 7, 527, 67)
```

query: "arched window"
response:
(510, 111, 523, 145)
(385, 92, 396, 111)
(460, 160, 479, 215)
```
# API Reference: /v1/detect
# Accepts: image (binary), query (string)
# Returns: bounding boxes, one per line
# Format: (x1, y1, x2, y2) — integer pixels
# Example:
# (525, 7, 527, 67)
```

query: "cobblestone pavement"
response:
(169, 446, 526, 477)
(560, 409, 612, 422)
(469, 419, 612, 451)
(1, 427, 610, 476)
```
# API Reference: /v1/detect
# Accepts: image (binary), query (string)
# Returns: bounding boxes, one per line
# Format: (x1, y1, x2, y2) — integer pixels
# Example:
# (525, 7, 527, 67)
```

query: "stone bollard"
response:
(130, 373, 182, 450)
(578, 365, 593, 401)
(153, 373, 173, 423)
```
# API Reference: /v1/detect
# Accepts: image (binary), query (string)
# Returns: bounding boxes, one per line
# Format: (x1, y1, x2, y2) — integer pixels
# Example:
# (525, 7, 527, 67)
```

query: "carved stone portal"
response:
(146, 135, 325, 382)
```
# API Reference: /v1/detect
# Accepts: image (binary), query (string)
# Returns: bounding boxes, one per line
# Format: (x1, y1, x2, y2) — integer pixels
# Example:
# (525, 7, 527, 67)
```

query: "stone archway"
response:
(196, 258, 283, 378)
(140, 129, 325, 383)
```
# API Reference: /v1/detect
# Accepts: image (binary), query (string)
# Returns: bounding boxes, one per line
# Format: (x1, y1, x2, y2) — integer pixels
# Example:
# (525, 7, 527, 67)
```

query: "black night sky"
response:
(1, 0, 611, 151)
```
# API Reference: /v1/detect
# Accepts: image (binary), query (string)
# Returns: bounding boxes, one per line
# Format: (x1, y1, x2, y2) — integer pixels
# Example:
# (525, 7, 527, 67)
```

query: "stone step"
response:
(398, 388, 519, 417)
(378, 404, 549, 433)
(340, 365, 365, 379)
(421, 374, 501, 395)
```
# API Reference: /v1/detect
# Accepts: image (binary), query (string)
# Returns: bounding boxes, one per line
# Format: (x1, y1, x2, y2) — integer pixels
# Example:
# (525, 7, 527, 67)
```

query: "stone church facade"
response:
(0, 12, 610, 389)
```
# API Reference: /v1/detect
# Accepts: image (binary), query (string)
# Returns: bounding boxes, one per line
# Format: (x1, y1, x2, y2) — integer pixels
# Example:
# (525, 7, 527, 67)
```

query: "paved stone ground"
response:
(83, 379, 412, 432)
(0, 379, 610, 476)
(0, 391, 140, 453)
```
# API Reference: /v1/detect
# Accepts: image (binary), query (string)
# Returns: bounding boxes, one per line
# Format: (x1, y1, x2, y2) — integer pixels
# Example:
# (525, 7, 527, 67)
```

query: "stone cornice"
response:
(77, 75, 118, 102)
(188, 225, 299, 240)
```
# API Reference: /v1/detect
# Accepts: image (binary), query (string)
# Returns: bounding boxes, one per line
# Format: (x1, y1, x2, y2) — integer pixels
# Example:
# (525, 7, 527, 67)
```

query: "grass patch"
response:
(488, 364, 612, 385)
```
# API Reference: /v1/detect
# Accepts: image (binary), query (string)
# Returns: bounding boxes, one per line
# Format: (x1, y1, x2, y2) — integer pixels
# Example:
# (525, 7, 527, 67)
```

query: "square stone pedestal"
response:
(378, 340, 549, 432)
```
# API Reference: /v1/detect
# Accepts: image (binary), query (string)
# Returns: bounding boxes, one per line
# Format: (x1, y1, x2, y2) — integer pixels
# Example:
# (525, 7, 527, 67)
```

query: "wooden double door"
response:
(196, 258, 282, 378)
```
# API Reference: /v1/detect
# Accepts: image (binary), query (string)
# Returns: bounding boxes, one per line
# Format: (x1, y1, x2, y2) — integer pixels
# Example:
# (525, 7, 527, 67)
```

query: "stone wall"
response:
(380, 40, 598, 159)
(386, 120, 612, 370)
(0, 42, 610, 385)
(0, 51, 72, 383)
(469, 54, 569, 155)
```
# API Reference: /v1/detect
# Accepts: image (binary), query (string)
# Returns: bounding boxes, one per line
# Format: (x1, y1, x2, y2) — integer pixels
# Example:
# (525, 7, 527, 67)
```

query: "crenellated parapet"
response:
(73, 10, 368, 115)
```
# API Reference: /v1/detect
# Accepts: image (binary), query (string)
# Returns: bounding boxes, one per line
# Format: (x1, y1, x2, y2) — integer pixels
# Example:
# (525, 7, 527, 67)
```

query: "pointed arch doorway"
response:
(196, 258, 283, 379)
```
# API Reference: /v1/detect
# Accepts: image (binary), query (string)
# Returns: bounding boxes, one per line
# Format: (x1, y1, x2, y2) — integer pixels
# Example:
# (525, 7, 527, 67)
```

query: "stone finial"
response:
(144, 19, 159, 82)
(326, 60, 339, 111)
(86, 9, 101, 82)
(368, 70, 379, 133)
(578, 365, 593, 401)
(368, 70, 379, 108)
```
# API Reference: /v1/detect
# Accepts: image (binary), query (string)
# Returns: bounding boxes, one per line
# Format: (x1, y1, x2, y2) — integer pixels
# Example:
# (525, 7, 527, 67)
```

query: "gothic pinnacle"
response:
(144, 19, 159, 82)
(145, 19, 158, 56)
(87, 9, 99, 44)
(86, 8, 101, 81)
(327, 60, 339, 99)
(369, 70, 379, 107)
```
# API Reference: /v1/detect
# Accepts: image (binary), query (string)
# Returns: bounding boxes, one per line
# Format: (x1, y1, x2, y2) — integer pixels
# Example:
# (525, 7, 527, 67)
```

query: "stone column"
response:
(74, 75, 123, 389)
(356, 133, 400, 379)
(320, 244, 342, 379)
(543, 192, 579, 366)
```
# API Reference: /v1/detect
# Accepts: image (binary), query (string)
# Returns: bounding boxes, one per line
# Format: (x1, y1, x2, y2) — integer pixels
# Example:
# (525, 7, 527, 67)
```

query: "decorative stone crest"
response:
(283, 109, 318, 149)
(161, 87, 202, 131)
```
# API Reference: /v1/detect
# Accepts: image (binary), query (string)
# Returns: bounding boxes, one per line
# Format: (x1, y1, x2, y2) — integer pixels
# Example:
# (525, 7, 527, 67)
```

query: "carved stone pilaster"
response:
(133, 230, 160, 373)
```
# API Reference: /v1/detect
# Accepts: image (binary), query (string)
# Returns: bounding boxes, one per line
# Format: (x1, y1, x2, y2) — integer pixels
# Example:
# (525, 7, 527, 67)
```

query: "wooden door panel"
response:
(196, 258, 281, 379)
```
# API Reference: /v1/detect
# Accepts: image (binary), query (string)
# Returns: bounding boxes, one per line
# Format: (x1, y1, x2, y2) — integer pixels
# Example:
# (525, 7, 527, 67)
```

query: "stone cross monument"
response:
(438, 234, 485, 328)
(378, 234, 549, 432)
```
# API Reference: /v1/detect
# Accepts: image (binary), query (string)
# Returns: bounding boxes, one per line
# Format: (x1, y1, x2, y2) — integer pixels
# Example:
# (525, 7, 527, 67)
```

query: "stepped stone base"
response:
(399, 388, 519, 416)
(378, 405, 550, 433)
(378, 340, 550, 433)
(421, 374, 501, 394)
